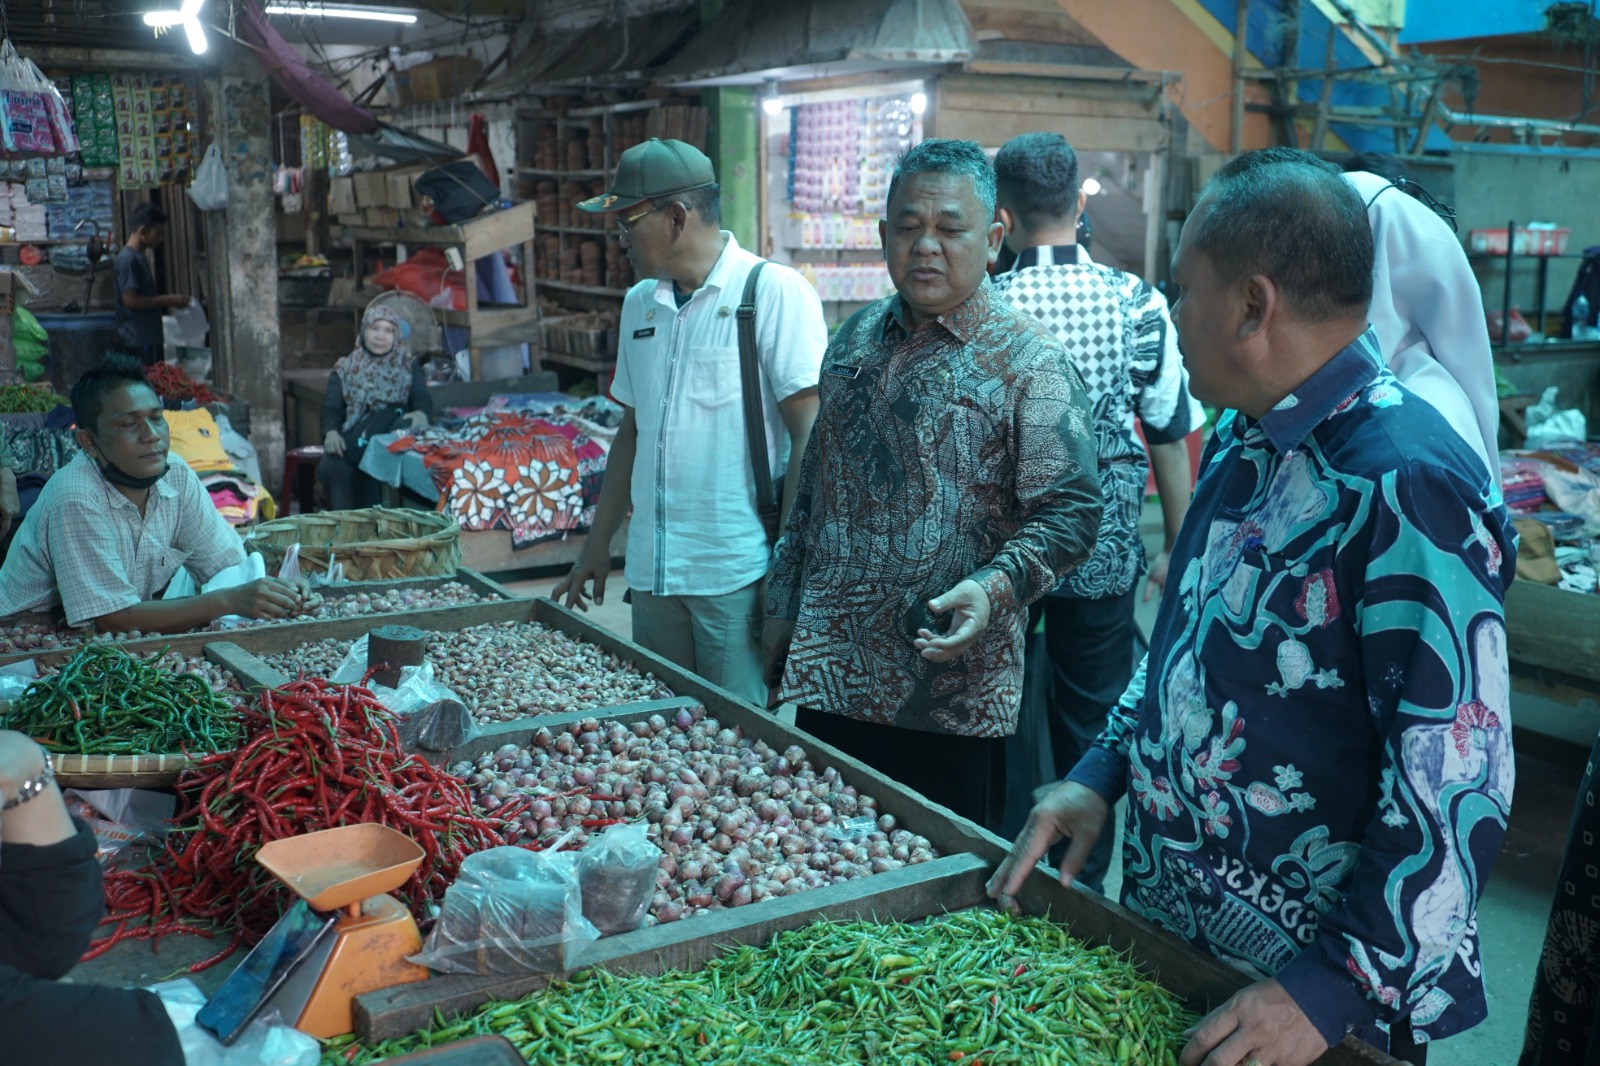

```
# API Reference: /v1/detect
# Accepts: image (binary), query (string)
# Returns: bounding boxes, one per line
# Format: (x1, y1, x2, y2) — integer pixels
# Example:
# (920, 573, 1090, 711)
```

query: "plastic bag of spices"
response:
(410, 845, 599, 975)
(576, 821, 661, 935)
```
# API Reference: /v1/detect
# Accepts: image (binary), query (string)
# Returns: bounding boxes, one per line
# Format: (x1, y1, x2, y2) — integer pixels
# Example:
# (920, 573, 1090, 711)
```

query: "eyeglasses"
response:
(616, 201, 670, 233)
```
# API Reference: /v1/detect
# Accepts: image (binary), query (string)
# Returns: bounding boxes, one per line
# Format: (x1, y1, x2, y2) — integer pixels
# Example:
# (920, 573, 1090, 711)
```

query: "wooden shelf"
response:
(536, 223, 614, 236)
(434, 304, 540, 331)
(342, 202, 535, 261)
(537, 278, 630, 298)
(540, 348, 616, 374)
(520, 167, 607, 178)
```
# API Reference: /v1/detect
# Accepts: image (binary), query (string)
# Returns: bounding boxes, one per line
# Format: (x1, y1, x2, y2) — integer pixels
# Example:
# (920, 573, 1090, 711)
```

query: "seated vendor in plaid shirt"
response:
(0, 357, 306, 634)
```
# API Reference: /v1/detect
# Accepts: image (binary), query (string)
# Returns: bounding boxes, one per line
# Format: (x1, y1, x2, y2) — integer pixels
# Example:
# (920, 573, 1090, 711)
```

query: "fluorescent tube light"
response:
(264, 3, 418, 23)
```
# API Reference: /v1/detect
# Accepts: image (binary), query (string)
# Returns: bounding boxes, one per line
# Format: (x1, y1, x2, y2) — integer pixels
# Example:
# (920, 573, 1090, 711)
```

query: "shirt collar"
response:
(650, 231, 742, 309)
(883, 278, 994, 346)
(1007, 244, 1091, 271)
(1251, 328, 1384, 453)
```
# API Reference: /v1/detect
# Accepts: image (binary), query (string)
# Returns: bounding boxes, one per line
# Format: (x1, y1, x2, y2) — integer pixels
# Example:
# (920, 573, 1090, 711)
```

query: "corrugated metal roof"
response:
(652, 0, 974, 85)
(476, 6, 702, 94)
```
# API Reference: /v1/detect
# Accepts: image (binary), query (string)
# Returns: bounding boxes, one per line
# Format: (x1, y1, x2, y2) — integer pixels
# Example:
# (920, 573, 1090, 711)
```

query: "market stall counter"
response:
(51, 596, 1399, 1065)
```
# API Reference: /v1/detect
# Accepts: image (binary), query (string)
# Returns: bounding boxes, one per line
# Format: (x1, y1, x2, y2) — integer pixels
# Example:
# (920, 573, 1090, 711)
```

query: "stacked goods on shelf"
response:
(108, 72, 198, 189)
(540, 309, 619, 361)
(64, 73, 118, 168)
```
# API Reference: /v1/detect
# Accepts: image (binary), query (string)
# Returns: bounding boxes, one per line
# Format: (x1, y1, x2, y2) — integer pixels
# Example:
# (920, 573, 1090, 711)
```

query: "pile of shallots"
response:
(452, 705, 938, 924)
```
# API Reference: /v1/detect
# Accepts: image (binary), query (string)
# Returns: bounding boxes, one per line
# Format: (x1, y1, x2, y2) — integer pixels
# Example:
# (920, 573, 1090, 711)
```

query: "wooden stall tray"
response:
(190, 598, 1398, 1064)
(1505, 577, 1600, 688)
(0, 569, 521, 672)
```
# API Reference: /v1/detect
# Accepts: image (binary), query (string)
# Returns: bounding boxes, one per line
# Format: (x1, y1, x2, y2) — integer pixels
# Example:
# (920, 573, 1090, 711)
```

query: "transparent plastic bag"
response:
(327, 636, 477, 749)
(576, 821, 661, 935)
(276, 544, 302, 583)
(188, 143, 229, 211)
(148, 979, 319, 1066)
(410, 846, 599, 975)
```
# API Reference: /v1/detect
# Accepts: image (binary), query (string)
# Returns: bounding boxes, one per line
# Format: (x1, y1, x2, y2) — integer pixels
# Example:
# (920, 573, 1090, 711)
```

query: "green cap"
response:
(576, 138, 716, 214)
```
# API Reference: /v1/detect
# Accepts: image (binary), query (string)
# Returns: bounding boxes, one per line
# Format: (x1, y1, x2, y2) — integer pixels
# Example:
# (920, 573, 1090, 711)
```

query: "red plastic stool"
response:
(279, 446, 325, 515)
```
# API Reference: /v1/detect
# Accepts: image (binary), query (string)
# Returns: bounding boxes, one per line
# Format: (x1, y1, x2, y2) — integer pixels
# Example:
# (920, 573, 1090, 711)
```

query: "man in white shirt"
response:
(554, 139, 827, 705)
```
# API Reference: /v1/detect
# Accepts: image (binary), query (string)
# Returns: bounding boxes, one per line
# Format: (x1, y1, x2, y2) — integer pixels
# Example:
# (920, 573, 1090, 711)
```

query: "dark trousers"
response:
(1520, 728, 1600, 1066)
(793, 707, 1005, 830)
(317, 451, 381, 512)
(1034, 588, 1138, 893)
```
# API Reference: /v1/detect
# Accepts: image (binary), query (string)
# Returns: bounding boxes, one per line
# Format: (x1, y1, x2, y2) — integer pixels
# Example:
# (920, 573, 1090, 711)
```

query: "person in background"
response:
(990, 150, 1514, 1066)
(0, 357, 305, 633)
(1520, 726, 1600, 1066)
(0, 728, 183, 1064)
(319, 305, 432, 511)
(762, 139, 1102, 828)
(115, 202, 188, 367)
(990, 132, 1204, 891)
(554, 139, 826, 707)
(1337, 152, 1498, 483)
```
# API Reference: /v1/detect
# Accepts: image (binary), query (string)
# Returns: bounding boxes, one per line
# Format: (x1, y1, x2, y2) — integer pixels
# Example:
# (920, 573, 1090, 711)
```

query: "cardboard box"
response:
(353, 170, 387, 208)
(364, 206, 401, 228)
(387, 168, 420, 209)
(392, 56, 484, 108)
(328, 176, 357, 215)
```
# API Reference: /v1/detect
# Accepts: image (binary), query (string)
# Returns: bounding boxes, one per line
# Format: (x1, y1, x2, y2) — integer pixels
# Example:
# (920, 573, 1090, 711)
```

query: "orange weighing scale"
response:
(198, 824, 431, 1042)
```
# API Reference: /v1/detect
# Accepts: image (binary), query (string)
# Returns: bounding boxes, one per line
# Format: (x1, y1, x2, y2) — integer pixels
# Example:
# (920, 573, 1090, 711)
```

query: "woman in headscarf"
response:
(1342, 153, 1499, 486)
(318, 305, 432, 511)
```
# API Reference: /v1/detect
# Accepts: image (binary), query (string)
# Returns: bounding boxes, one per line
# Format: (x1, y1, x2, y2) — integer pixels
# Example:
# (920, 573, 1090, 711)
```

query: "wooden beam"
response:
(1230, 0, 1250, 154)
(1310, 27, 1339, 151)
(961, 61, 1172, 85)
(966, 8, 1101, 47)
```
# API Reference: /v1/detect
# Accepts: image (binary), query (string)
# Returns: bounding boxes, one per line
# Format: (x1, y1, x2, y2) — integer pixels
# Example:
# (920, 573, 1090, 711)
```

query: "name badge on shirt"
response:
(632, 327, 656, 339)
(826, 364, 862, 379)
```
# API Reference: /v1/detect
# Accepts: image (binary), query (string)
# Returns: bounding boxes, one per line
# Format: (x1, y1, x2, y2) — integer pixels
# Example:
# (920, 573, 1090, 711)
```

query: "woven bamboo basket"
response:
(243, 507, 462, 582)
(52, 751, 204, 789)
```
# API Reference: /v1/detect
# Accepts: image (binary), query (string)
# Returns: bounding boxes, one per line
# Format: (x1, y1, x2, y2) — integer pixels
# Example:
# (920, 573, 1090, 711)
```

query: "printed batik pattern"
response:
(768, 281, 1102, 737)
(1069, 333, 1515, 1052)
(392, 411, 596, 547)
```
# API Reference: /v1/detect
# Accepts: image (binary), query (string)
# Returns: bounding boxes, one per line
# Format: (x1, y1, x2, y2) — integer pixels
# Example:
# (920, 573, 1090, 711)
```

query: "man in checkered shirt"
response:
(992, 132, 1204, 893)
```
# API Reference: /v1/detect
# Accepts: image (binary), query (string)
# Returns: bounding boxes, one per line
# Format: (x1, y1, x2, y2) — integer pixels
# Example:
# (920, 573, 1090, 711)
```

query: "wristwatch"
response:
(2, 748, 55, 810)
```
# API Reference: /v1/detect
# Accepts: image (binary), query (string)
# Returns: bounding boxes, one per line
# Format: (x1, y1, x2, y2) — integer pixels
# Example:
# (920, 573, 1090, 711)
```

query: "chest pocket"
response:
(684, 346, 741, 411)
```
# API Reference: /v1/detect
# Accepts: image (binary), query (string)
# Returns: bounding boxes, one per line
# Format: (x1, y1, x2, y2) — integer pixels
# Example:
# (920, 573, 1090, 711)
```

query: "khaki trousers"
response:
(629, 579, 766, 707)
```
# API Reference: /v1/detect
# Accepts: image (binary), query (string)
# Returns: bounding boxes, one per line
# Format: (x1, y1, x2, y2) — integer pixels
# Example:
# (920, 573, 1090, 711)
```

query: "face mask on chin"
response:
(90, 437, 167, 490)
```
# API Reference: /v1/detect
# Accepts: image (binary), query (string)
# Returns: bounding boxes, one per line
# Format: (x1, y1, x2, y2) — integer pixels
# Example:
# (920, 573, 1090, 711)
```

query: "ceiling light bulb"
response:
(910, 92, 927, 115)
(143, 0, 207, 54)
(1081, 177, 1102, 196)
(760, 82, 783, 117)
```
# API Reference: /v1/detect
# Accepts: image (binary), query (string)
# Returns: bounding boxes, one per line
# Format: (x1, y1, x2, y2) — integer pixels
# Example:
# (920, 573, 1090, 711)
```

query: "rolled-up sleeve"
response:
(967, 355, 1102, 613)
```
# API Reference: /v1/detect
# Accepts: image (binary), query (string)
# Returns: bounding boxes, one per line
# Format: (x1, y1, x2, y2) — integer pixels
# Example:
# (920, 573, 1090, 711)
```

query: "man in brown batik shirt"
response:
(763, 139, 1102, 828)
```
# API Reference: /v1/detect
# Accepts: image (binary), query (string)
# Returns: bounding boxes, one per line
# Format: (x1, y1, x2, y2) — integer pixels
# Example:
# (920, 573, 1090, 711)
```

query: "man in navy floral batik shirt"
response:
(991, 149, 1515, 1066)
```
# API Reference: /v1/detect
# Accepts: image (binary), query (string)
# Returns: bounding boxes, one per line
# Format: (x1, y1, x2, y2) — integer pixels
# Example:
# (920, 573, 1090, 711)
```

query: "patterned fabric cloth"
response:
(768, 281, 1102, 738)
(0, 452, 246, 626)
(332, 306, 417, 434)
(0, 417, 81, 478)
(1067, 331, 1515, 1053)
(1520, 727, 1600, 1066)
(993, 245, 1203, 599)
(390, 411, 604, 550)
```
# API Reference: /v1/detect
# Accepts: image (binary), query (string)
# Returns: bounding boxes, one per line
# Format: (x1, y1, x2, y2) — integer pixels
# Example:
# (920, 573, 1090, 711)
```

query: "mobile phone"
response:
(197, 901, 337, 1045)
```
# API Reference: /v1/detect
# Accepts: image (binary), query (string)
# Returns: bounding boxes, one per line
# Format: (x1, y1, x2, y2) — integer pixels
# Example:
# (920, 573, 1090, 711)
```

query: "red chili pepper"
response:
(1012, 964, 1027, 978)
